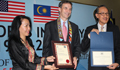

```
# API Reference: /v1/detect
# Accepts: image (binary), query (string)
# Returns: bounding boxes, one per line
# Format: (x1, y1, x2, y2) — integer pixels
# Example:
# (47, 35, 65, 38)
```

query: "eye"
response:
(24, 24, 28, 27)
(65, 7, 67, 9)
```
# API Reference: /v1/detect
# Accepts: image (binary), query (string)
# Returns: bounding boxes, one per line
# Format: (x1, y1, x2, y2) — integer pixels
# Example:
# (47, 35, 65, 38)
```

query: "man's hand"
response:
(88, 28, 99, 38)
(107, 63, 119, 70)
(73, 57, 77, 69)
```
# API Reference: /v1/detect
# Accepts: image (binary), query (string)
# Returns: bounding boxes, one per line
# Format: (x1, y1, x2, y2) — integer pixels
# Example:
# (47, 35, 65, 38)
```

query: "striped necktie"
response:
(101, 26, 104, 32)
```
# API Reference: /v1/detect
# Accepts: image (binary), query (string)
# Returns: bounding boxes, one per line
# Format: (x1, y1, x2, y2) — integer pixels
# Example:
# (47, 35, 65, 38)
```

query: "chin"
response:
(26, 34, 29, 36)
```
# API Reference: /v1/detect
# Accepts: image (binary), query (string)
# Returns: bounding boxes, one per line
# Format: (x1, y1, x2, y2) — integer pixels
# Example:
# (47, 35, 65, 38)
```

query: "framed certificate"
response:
(52, 41, 74, 68)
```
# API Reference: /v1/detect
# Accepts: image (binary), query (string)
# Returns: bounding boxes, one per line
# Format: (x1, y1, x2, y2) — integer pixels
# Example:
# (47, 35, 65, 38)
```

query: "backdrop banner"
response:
(0, 0, 96, 70)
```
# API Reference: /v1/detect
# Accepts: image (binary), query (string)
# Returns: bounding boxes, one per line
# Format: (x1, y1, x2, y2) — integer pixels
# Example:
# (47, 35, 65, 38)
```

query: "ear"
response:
(95, 13, 99, 19)
(58, 7, 61, 12)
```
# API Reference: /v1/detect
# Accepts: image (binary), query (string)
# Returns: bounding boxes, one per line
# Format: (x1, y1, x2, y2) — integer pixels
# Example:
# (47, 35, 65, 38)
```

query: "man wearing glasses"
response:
(81, 5, 120, 70)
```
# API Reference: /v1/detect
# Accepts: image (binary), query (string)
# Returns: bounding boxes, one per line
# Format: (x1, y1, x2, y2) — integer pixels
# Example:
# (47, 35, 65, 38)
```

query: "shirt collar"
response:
(98, 22, 107, 28)
(97, 22, 107, 32)
(60, 18, 68, 24)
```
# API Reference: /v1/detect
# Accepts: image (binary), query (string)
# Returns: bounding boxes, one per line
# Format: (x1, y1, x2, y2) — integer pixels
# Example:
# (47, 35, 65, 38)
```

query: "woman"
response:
(8, 15, 58, 70)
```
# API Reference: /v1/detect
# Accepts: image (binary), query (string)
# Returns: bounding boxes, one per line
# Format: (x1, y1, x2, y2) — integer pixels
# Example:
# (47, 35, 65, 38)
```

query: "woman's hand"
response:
(44, 64, 59, 70)
(47, 56, 55, 62)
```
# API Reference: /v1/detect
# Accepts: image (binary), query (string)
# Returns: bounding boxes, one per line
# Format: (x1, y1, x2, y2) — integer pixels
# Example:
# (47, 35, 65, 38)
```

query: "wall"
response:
(68, 0, 120, 29)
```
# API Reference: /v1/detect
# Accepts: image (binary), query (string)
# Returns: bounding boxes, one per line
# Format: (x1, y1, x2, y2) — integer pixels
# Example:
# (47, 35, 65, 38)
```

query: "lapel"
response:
(94, 24, 98, 29)
(106, 24, 111, 31)
(66, 23, 69, 41)
(54, 20, 60, 41)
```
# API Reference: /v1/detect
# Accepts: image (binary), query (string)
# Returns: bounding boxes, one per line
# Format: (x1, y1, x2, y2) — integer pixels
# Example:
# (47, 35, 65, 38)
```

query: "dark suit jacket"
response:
(81, 23, 120, 70)
(42, 20, 81, 70)
(8, 37, 46, 70)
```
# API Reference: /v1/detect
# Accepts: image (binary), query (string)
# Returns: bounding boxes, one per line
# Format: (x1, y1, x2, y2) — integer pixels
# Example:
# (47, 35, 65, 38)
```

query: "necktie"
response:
(62, 22, 67, 41)
(101, 26, 104, 32)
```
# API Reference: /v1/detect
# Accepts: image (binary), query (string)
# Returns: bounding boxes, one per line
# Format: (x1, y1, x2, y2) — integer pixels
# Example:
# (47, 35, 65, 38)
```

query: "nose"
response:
(66, 8, 71, 13)
(103, 14, 109, 18)
(28, 26, 31, 31)
(69, 9, 71, 13)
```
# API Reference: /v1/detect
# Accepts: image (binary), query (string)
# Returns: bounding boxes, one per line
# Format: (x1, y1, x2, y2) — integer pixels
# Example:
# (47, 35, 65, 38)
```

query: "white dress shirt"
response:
(98, 23, 107, 32)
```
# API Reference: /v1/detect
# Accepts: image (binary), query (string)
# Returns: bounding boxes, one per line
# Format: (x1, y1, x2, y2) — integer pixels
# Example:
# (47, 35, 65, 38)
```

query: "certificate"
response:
(52, 41, 74, 68)
(92, 51, 113, 65)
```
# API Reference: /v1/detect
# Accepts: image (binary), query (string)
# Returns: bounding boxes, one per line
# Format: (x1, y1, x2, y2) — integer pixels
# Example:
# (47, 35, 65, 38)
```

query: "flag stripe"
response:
(8, 11, 25, 13)
(34, 18, 56, 20)
(51, 11, 59, 13)
(34, 19, 56, 21)
(34, 21, 50, 23)
(34, 15, 58, 18)
(9, 9, 25, 12)
(8, 1, 25, 4)
(51, 6, 58, 8)
(8, 4, 25, 7)
(0, 16, 15, 19)
(34, 17, 57, 21)
(51, 14, 59, 16)
(0, 12, 25, 16)
(0, 20, 13, 22)
(51, 9, 58, 11)
(0, 1, 25, 22)
(8, 7, 25, 10)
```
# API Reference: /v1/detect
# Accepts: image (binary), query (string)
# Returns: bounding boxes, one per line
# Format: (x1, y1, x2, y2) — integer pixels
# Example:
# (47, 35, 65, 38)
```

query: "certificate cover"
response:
(90, 32, 114, 67)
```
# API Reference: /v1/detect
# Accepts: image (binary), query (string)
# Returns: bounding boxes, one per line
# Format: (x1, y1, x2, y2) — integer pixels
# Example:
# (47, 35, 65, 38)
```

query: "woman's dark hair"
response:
(58, 0, 72, 8)
(9, 15, 32, 42)
(94, 5, 109, 22)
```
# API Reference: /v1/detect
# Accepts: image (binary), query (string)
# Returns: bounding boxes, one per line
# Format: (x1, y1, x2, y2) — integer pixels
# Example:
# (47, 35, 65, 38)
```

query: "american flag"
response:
(34, 5, 59, 23)
(0, 1, 25, 22)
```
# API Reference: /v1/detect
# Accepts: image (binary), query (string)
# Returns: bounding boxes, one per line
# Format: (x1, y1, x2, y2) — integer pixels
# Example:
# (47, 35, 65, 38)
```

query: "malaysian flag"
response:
(34, 4, 59, 23)
(0, 1, 25, 22)
(109, 10, 113, 24)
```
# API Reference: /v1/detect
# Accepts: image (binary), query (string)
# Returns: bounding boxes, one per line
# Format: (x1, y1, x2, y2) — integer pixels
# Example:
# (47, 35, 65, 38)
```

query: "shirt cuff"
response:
(88, 34, 90, 39)
(36, 64, 44, 70)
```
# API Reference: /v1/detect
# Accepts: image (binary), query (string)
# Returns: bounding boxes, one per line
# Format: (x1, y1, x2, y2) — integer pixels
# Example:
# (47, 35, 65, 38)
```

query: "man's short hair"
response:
(58, 0, 72, 8)
(95, 5, 109, 14)
(94, 5, 109, 22)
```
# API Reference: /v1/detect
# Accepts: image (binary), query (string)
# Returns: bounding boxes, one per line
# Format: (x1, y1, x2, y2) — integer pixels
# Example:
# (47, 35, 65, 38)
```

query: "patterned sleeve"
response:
(34, 53, 48, 65)
(36, 64, 44, 70)
(35, 57, 48, 70)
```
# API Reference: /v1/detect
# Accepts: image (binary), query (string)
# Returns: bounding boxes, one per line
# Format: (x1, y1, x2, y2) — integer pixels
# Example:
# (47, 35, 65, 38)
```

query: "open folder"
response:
(90, 32, 114, 67)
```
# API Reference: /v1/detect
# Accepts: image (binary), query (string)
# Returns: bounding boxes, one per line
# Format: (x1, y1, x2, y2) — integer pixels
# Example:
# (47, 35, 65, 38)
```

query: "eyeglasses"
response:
(97, 13, 109, 16)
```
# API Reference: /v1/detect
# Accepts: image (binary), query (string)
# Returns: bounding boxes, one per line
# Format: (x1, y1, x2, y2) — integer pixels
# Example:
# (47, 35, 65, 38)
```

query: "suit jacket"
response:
(8, 37, 46, 70)
(81, 23, 120, 70)
(42, 20, 81, 70)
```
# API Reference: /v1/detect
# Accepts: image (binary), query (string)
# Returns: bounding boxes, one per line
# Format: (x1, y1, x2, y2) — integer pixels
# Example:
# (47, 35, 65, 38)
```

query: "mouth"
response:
(27, 31, 29, 34)
(103, 18, 108, 21)
(65, 12, 70, 16)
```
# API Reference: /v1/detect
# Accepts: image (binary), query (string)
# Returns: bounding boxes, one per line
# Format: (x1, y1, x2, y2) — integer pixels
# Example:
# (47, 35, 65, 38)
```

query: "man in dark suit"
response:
(81, 5, 120, 70)
(42, 0, 81, 70)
